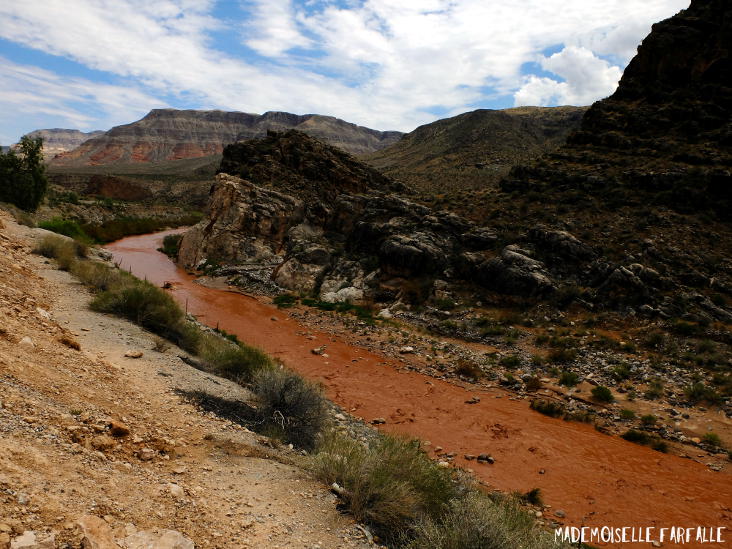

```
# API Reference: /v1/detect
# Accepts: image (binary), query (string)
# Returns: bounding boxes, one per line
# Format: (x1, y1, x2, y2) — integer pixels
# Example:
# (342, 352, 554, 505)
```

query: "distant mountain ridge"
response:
(50, 109, 403, 168)
(18, 129, 104, 160)
(364, 106, 586, 202)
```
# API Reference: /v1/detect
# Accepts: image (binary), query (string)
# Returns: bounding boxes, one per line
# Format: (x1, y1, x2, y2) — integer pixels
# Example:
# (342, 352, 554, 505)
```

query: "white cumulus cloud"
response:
(0, 0, 690, 139)
(514, 46, 623, 106)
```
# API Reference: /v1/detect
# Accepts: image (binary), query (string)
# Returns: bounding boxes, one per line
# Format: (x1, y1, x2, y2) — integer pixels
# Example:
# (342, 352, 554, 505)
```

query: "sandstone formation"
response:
(50, 109, 402, 168)
(21, 129, 104, 160)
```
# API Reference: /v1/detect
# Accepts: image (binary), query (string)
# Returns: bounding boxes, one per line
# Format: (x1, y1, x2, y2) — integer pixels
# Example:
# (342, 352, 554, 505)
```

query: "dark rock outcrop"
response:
(179, 131, 510, 301)
(490, 0, 732, 320)
(502, 0, 732, 218)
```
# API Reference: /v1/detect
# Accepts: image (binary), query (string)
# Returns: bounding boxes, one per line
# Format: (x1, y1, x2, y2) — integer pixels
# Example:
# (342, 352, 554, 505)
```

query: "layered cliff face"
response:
(50, 109, 402, 168)
(19, 129, 103, 160)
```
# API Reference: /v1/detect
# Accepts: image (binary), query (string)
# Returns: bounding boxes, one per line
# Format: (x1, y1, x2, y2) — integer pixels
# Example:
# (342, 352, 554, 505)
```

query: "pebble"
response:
(370, 418, 386, 425)
(124, 350, 143, 358)
(18, 336, 34, 350)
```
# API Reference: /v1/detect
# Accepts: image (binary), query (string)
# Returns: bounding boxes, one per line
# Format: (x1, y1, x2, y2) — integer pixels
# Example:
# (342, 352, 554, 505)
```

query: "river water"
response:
(107, 230, 732, 548)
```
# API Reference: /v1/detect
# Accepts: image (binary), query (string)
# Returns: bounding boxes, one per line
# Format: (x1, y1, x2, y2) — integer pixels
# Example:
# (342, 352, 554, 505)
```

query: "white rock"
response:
(35, 308, 51, 320)
(10, 531, 55, 549)
(18, 337, 34, 350)
(377, 308, 393, 319)
(121, 530, 194, 549)
(167, 483, 185, 498)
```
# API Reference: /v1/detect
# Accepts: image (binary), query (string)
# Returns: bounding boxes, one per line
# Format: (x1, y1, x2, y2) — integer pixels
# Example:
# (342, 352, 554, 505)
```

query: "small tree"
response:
(0, 136, 47, 211)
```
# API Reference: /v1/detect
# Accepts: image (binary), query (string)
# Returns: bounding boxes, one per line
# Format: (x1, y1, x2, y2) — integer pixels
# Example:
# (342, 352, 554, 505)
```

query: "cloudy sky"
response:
(0, 0, 689, 145)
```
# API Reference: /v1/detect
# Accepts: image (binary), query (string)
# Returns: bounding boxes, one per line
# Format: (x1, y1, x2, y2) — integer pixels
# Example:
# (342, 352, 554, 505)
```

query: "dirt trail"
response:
(0, 214, 373, 549)
(108, 230, 732, 548)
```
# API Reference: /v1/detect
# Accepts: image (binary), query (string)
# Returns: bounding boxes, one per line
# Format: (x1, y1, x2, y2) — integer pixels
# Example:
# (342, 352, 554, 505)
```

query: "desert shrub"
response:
(670, 319, 700, 337)
(521, 488, 543, 506)
(310, 432, 459, 542)
(620, 409, 636, 420)
(548, 348, 577, 363)
(33, 234, 87, 270)
(591, 385, 614, 403)
(651, 440, 668, 453)
(558, 371, 578, 387)
(640, 414, 657, 425)
(273, 293, 298, 308)
(645, 379, 665, 400)
(159, 234, 183, 258)
(91, 278, 184, 336)
(524, 377, 542, 392)
(529, 399, 565, 418)
(702, 432, 722, 447)
(684, 382, 722, 405)
(253, 367, 327, 450)
(199, 333, 272, 382)
(612, 363, 632, 381)
(643, 331, 666, 349)
(499, 355, 522, 369)
(404, 491, 563, 549)
(621, 429, 650, 444)
(69, 260, 119, 291)
(696, 339, 716, 354)
(455, 360, 482, 380)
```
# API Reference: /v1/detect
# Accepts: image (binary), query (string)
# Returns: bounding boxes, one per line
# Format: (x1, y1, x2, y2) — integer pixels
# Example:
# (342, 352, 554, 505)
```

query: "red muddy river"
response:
(107, 230, 732, 548)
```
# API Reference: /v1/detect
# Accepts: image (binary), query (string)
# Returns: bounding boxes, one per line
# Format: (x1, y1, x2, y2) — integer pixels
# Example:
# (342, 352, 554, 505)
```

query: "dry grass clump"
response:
(34, 234, 87, 270)
(252, 367, 327, 450)
(310, 431, 567, 547)
(58, 336, 81, 350)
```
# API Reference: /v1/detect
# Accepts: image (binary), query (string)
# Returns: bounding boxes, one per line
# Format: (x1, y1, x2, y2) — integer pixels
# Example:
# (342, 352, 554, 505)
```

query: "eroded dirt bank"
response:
(108, 230, 732, 548)
(0, 214, 373, 549)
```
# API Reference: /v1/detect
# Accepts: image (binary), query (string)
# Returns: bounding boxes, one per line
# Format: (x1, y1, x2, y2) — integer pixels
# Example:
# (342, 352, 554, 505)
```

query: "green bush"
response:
(529, 399, 565, 418)
(0, 136, 47, 211)
(81, 213, 202, 243)
(159, 234, 183, 258)
(273, 293, 298, 308)
(684, 382, 722, 405)
(591, 385, 614, 403)
(499, 355, 522, 369)
(612, 363, 631, 381)
(640, 414, 657, 425)
(200, 333, 272, 382)
(253, 367, 326, 450)
(558, 371, 578, 387)
(702, 432, 722, 447)
(548, 348, 577, 363)
(39, 218, 91, 243)
(645, 379, 664, 400)
(620, 409, 636, 420)
(621, 429, 650, 444)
